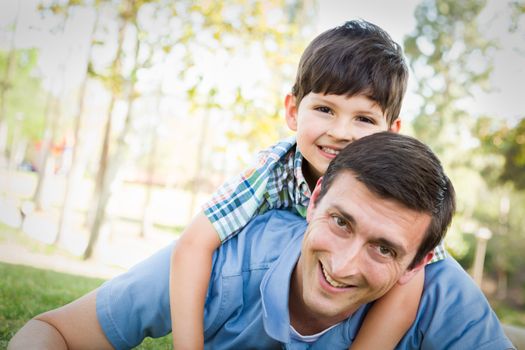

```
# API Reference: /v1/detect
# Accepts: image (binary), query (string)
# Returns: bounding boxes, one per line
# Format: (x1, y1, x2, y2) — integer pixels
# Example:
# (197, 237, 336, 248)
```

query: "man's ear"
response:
(397, 251, 433, 285)
(389, 118, 401, 133)
(306, 177, 324, 222)
(285, 93, 298, 131)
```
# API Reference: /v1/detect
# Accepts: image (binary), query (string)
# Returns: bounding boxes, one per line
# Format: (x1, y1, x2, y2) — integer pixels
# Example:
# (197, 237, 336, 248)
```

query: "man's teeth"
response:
(321, 264, 348, 288)
(321, 147, 340, 155)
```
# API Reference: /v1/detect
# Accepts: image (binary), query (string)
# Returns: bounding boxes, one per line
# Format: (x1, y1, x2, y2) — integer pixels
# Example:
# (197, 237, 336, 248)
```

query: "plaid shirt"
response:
(204, 137, 310, 242)
(203, 136, 446, 263)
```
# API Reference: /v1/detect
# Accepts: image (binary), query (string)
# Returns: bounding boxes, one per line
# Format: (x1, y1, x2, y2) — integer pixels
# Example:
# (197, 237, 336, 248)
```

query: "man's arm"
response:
(8, 290, 113, 350)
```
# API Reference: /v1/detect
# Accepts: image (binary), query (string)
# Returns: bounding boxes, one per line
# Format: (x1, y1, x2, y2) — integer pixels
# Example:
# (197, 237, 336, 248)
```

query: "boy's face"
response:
(285, 92, 401, 187)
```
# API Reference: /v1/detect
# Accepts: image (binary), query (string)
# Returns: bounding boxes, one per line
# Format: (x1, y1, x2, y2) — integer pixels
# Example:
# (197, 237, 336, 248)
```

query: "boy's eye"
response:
(356, 116, 375, 124)
(315, 106, 333, 114)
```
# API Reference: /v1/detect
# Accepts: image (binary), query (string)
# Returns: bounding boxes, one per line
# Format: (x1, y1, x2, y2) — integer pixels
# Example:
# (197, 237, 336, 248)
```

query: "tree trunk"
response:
(32, 96, 59, 210)
(188, 111, 210, 221)
(83, 94, 114, 259)
(140, 124, 157, 238)
(83, 4, 138, 258)
(56, 6, 100, 245)
(140, 90, 161, 238)
(32, 5, 72, 210)
(0, 1, 21, 157)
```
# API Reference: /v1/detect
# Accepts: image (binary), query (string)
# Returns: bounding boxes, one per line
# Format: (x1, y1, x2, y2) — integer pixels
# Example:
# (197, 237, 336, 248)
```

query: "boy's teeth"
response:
(322, 147, 340, 155)
(322, 264, 348, 288)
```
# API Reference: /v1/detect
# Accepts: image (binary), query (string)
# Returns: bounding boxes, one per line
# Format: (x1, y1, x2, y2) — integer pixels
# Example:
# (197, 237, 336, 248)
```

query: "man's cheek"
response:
(307, 231, 331, 252)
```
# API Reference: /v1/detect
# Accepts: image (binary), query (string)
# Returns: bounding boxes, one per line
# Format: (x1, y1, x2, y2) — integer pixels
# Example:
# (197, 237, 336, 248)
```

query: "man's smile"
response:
(319, 261, 353, 289)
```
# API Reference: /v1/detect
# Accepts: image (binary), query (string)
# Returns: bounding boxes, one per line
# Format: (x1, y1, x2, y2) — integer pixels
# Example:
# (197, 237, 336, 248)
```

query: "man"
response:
(9, 132, 515, 349)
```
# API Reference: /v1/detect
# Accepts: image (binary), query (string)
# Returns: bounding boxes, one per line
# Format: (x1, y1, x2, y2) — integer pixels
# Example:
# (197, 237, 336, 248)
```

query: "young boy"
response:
(170, 19, 445, 349)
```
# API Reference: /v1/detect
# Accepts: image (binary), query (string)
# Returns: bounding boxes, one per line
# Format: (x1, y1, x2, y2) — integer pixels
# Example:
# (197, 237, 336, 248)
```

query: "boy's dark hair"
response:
(316, 132, 456, 269)
(292, 19, 408, 125)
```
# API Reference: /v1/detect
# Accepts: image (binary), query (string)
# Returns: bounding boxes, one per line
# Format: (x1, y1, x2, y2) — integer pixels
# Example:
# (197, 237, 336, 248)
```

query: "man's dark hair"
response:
(316, 132, 456, 269)
(292, 19, 408, 126)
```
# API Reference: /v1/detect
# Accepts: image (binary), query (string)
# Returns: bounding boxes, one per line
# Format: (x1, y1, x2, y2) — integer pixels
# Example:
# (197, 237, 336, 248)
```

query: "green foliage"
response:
(511, 0, 525, 30)
(404, 0, 497, 262)
(0, 49, 47, 143)
(405, 0, 525, 312)
(477, 117, 525, 190)
(404, 0, 494, 155)
(499, 120, 525, 190)
(169, 0, 312, 152)
(492, 302, 525, 327)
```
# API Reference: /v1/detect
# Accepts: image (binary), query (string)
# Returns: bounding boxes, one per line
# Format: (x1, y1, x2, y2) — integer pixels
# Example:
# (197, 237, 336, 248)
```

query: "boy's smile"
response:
(285, 92, 400, 188)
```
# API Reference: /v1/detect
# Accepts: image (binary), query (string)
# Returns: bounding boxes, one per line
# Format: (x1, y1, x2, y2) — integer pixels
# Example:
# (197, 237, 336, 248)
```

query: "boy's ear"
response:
(285, 93, 298, 131)
(389, 118, 401, 133)
(397, 251, 433, 285)
(306, 177, 324, 222)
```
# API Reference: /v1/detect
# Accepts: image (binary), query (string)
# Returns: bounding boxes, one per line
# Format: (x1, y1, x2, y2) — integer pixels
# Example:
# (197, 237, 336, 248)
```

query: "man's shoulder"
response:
(240, 210, 306, 244)
(217, 210, 306, 271)
(424, 256, 482, 299)
(421, 256, 493, 313)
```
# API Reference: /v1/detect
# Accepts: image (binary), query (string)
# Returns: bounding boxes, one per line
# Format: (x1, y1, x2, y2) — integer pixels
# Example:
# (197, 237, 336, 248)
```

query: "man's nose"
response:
(330, 241, 362, 278)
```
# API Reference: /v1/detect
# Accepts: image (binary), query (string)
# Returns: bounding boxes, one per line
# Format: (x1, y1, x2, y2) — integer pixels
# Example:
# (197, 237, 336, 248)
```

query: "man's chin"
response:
(304, 294, 358, 322)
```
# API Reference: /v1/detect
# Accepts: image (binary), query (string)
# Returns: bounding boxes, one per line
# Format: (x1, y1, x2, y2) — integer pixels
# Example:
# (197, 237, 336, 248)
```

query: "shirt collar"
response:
(288, 137, 312, 203)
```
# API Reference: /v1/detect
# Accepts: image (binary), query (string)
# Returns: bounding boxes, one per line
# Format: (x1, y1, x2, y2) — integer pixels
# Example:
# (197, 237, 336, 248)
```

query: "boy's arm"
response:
(8, 290, 113, 350)
(170, 211, 221, 349)
(350, 269, 424, 350)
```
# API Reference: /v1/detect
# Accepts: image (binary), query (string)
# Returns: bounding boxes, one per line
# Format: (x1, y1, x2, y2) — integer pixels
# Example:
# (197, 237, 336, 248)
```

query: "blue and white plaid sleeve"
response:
(203, 139, 296, 243)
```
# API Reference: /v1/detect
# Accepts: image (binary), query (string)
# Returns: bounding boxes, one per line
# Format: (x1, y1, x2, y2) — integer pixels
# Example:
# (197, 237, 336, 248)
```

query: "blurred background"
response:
(0, 0, 524, 330)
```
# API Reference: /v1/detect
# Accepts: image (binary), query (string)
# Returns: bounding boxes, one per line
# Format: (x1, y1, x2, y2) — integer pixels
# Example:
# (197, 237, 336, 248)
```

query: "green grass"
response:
(492, 301, 525, 328)
(0, 262, 172, 349)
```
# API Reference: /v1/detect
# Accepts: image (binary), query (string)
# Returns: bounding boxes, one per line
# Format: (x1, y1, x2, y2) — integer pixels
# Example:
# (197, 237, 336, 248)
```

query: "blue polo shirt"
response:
(96, 210, 514, 349)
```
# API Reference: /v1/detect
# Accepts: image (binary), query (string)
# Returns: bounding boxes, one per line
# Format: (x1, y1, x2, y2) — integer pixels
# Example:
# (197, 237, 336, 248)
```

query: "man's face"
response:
(285, 92, 400, 187)
(293, 172, 432, 325)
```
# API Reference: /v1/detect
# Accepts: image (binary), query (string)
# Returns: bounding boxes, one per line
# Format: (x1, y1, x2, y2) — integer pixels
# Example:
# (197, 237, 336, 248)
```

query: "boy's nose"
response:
(327, 121, 354, 142)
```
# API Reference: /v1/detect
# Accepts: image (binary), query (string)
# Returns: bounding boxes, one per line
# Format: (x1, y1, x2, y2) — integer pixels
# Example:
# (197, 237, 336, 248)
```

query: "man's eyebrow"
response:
(332, 205, 407, 256)
(332, 205, 356, 227)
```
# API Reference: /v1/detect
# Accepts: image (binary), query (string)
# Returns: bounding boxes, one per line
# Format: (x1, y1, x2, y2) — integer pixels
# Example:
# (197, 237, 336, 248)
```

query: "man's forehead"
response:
(320, 172, 430, 255)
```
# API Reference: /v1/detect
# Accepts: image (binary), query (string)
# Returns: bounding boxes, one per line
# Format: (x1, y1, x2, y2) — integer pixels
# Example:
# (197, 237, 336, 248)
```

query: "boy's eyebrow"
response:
(353, 109, 384, 119)
(309, 95, 384, 118)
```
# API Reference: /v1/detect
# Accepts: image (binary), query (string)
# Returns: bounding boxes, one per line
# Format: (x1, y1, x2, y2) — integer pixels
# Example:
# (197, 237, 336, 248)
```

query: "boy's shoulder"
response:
(256, 136, 297, 162)
(253, 136, 300, 172)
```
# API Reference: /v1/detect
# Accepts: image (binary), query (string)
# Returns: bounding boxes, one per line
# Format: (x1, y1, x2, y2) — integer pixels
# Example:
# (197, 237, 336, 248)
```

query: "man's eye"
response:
(378, 245, 394, 258)
(315, 106, 332, 114)
(332, 215, 348, 229)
